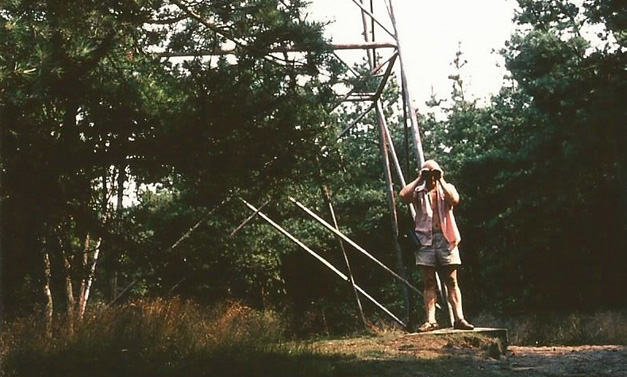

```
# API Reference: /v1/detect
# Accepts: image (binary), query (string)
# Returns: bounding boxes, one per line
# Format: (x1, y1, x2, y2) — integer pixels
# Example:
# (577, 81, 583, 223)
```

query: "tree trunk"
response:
(77, 233, 90, 318)
(78, 236, 101, 320)
(43, 251, 54, 338)
(61, 247, 75, 335)
(106, 164, 126, 301)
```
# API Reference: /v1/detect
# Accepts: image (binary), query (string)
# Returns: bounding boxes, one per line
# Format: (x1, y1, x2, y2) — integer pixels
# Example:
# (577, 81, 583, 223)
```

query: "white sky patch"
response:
(307, 0, 518, 110)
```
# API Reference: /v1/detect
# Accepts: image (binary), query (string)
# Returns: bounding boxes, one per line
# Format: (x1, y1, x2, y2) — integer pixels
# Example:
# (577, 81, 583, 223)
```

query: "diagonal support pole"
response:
(230, 199, 271, 237)
(386, 0, 425, 166)
(321, 186, 368, 329)
(288, 197, 425, 298)
(350, 0, 396, 38)
(240, 198, 406, 328)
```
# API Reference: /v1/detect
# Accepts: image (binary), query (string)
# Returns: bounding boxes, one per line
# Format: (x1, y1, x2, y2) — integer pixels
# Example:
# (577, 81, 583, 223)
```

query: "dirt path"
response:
(504, 345, 627, 376)
(312, 333, 627, 376)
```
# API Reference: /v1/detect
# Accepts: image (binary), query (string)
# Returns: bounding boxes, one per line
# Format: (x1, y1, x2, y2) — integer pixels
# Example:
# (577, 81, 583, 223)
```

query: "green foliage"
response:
(0, 0, 340, 316)
(427, 0, 627, 313)
(2, 0, 626, 336)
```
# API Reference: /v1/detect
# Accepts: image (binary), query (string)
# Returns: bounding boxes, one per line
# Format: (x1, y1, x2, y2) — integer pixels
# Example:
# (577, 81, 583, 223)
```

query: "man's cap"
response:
(420, 159, 443, 174)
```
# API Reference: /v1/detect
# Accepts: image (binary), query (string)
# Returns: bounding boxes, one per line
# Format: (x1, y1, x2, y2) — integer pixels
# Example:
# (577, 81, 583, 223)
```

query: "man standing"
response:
(399, 159, 474, 332)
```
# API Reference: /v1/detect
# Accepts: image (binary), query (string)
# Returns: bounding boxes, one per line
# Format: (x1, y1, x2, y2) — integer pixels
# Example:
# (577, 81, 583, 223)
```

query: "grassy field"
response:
(1, 299, 625, 377)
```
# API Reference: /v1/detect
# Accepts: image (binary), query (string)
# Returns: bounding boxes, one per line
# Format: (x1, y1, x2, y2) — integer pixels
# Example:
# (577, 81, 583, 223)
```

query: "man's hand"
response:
(438, 177, 460, 206)
(399, 175, 422, 203)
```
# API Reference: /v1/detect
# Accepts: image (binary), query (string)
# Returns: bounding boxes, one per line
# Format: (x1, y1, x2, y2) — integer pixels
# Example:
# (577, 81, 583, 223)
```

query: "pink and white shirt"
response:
(412, 182, 461, 249)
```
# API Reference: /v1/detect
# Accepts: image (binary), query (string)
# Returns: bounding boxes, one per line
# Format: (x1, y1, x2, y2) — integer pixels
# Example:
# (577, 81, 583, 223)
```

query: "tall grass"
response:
(4, 299, 625, 376)
(1, 299, 335, 377)
(474, 309, 627, 346)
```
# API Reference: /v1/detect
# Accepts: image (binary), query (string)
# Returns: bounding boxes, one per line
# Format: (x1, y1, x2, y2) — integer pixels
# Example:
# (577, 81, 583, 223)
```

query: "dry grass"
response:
(2, 301, 625, 377)
(0, 298, 332, 377)
(473, 309, 627, 346)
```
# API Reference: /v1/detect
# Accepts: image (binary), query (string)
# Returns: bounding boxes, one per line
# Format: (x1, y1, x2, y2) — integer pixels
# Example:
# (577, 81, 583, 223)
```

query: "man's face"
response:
(421, 169, 441, 187)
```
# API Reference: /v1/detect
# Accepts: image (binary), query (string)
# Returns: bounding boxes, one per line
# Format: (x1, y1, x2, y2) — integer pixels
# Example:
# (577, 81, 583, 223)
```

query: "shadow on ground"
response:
(312, 332, 627, 377)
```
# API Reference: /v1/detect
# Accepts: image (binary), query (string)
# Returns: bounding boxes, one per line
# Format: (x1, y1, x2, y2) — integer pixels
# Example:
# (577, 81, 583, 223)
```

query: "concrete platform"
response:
(407, 327, 509, 349)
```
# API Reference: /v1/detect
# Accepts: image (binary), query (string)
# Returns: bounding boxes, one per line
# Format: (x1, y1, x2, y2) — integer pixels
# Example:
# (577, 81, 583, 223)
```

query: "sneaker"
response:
(418, 321, 440, 332)
(453, 318, 475, 330)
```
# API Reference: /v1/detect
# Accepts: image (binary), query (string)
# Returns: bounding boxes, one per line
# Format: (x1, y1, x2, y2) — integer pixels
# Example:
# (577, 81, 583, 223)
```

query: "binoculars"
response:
(421, 170, 441, 179)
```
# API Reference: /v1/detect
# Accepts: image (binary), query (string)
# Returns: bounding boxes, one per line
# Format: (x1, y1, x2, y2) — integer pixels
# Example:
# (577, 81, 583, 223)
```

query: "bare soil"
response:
(312, 332, 627, 376)
(505, 345, 627, 376)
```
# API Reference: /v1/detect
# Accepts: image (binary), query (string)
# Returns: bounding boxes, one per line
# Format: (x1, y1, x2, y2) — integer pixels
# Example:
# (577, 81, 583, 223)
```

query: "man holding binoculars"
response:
(399, 159, 474, 332)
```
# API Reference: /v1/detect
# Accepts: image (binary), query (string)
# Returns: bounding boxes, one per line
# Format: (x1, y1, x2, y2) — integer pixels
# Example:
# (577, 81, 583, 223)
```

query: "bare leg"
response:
(441, 265, 464, 321)
(421, 266, 438, 323)
(441, 265, 473, 330)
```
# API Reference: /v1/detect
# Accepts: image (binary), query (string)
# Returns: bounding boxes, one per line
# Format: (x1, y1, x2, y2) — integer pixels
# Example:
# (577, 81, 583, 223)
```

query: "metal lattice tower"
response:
(319, 0, 430, 329)
(242, 0, 437, 330)
(165, 0, 443, 330)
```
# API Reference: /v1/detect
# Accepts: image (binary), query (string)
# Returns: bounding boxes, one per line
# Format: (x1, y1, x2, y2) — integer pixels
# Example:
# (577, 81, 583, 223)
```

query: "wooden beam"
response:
(288, 197, 426, 300)
(387, 0, 425, 166)
(321, 186, 368, 329)
(371, 52, 398, 102)
(351, 0, 396, 38)
(170, 198, 228, 250)
(230, 199, 271, 237)
(337, 101, 376, 138)
(240, 198, 406, 328)
(158, 41, 396, 58)
(330, 41, 396, 50)
(329, 51, 399, 111)
(375, 99, 413, 326)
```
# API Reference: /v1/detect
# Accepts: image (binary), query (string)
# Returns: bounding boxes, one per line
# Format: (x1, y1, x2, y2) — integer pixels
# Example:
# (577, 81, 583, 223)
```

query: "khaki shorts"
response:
(415, 232, 461, 267)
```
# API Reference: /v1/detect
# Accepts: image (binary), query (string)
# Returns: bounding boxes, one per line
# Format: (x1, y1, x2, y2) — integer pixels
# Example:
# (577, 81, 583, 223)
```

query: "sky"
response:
(306, 0, 519, 109)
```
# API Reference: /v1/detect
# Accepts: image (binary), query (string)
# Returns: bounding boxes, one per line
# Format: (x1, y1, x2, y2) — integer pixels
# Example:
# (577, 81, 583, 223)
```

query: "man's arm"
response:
(399, 177, 421, 204)
(439, 178, 460, 207)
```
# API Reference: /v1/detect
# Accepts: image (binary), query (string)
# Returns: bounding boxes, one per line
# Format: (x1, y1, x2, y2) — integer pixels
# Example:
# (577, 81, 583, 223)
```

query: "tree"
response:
(0, 0, 166, 315)
(430, 0, 627, 312)
(0, 0, 340, 320)
(114, 58, 415, 333)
